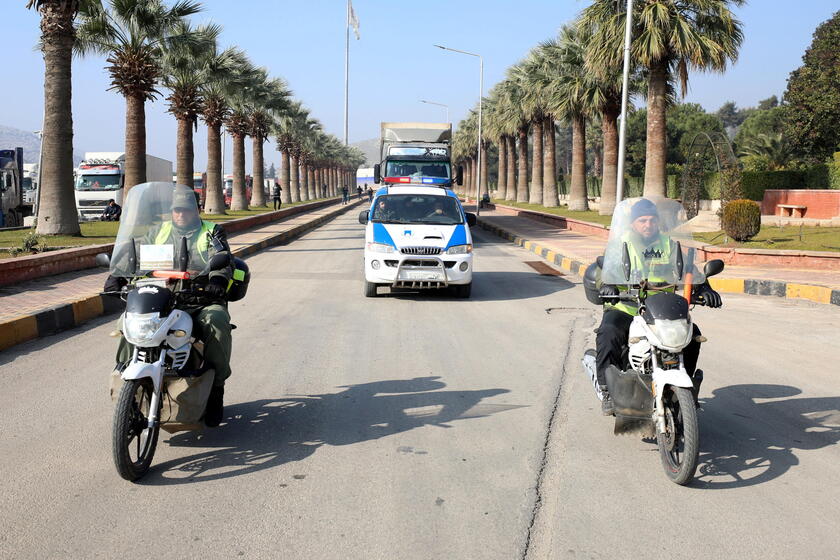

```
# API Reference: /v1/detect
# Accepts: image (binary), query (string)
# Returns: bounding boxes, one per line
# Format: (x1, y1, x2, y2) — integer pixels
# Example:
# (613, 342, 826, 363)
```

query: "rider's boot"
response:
(691, 369, 704, 407)
(205, 385, 225, 427)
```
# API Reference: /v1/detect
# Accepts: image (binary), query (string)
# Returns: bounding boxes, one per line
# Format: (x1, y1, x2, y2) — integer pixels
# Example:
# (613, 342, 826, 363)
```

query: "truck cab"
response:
(0, 147, 30, 227)
(75, 156, 124, 221)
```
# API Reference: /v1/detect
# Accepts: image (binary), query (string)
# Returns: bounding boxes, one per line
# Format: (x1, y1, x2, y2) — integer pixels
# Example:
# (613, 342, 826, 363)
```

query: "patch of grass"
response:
(491, 199, 613, 227)
(694, 226, 840, 253)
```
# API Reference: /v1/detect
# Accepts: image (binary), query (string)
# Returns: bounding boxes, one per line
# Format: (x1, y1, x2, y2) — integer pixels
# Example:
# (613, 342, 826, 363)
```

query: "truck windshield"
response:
(372, 194, 463, 225)
(75, 174, 121, 191)
(385, 161, 450, 179)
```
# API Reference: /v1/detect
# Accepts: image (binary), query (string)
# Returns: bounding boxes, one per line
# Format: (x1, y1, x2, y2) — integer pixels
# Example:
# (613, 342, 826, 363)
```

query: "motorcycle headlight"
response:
(651, 318, 692, 349)
(445, 244, 473, 255)
(366, 242, 395, 253)
(123, 312, 164, 346)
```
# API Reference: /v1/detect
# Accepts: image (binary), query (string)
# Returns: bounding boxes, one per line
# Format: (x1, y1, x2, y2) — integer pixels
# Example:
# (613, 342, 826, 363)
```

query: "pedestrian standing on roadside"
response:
(342, 185, 349, 205)
(367, 184, 373, 202)
(356, 185, 363, 200)
(272, 182, 282, 210)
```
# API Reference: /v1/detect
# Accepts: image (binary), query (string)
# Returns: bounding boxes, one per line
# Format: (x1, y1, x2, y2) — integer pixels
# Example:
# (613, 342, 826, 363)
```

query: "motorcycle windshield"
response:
(110, 182, 203, 278)
(601, 197, 706, 286)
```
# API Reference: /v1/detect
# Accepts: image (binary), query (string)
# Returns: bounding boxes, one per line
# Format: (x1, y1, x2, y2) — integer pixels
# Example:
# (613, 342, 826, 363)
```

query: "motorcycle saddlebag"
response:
(583, 262, 603, 305)
(227, 257, 250, 302)
(605, 365, 654, 418)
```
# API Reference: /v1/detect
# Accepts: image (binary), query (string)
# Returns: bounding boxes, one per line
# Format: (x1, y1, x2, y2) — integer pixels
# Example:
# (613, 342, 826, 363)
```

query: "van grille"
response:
(401, 246, 441, 255)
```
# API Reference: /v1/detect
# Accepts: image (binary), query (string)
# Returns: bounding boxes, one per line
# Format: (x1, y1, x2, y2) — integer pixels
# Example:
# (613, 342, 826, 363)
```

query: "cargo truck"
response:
(373, 122, 460, 187)
(74, 152, 172, 220)
(0, 147, 33, 227)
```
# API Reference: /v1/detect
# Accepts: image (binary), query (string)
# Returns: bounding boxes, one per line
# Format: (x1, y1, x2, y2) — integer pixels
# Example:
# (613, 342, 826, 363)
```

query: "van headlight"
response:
(366, 242, 395, 253)
(650, 319, 691, 348)
(445, 244, 472, 255)
(123, 312, 164, 346)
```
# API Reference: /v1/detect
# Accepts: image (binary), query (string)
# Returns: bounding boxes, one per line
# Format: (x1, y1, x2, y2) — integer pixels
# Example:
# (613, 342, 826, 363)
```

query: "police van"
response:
(358, 185, 477, 298)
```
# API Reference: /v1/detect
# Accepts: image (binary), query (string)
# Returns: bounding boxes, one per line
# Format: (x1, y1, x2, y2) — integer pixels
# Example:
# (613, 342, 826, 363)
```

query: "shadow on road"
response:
(141, 376, 519, 485)
(693, 384, 840, 489)
(381, 270, 574, 303)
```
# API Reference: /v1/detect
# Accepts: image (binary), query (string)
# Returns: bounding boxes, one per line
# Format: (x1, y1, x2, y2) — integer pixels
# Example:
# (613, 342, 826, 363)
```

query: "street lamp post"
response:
(615, 0, 634, 204)
(434, 44, 483, 215)
(419, 100, 449, 123)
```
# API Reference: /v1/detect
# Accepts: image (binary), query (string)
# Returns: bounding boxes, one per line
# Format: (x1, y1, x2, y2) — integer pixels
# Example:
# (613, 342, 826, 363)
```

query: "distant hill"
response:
(350, 137, 378, 166)
(0, 124, 82, 165)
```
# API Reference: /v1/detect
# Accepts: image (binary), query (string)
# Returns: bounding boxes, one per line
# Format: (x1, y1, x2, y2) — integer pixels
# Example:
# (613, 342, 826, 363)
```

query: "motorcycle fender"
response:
(652, 366, 693, 433)
(122, 357, 165, 393)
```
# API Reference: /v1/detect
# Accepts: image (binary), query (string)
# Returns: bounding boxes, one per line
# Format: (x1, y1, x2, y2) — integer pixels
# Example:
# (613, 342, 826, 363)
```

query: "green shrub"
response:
(9, 231, 46, 257)
(722, 200, 761, 242)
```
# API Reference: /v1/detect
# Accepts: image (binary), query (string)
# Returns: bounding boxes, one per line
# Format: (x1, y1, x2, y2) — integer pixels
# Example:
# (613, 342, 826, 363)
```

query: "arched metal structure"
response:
(680, 131, 740, 219)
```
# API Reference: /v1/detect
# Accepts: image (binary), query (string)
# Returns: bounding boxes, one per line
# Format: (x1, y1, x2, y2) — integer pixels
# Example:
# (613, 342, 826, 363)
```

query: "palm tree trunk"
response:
(497, 138, 507, 200)
(599, 105, 620, 216)
(289, 153, 300, 202)
(505, 135, 516, 201)
(308, 166, 316, 199)
(529, 118, 543, 204)
(644, 60, 669, 197)
(204, 123, 225, 214)
(124, 93, 146, 192)
(175, 117, 194, 188)
(568, 115, 589, 211)
(516, 126, 529, 202)
(480, 144, 489, 197)
(230, 133, 247, 210)
(35, 5, 79, 236)
(543, 116, 558, 207)
(251, 135, 266, 207)
(299, 161, 309, 201)
(280, 149, 291, 204)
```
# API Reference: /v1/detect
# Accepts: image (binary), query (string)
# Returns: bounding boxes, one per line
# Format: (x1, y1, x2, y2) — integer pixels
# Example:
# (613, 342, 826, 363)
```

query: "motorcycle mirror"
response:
(95, 253, 111, 268)
(704, 259, 725, 278)
(675, 241, 684, 281)
(178, 236, 189, 272)
(621, 242, 631, 282)
(596, 255, 604, 269)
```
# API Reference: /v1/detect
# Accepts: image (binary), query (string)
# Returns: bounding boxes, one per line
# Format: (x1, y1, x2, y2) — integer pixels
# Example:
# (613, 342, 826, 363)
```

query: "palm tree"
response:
(76, 0, 203, 191)
(499, 66, 530, 203)
(274, 102, 303, 204)
(26, 0, 96, 235)
(581, 0, 744, 197)
(200, 46, 246, 215)
(249, 77, 291, 207)
(739, 132, 791, 170)
(161, 20, 220, 189)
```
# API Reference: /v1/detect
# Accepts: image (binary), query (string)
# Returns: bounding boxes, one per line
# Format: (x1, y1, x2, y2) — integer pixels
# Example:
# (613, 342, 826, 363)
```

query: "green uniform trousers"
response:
(116, 304, 232, 387)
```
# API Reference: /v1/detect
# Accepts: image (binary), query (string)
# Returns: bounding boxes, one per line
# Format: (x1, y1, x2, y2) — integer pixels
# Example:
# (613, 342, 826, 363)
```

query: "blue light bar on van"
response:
(420, 177, 448, 185)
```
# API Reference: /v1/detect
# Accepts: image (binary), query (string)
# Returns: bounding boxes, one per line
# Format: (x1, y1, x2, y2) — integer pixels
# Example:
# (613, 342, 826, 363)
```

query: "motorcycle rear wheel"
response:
(113, 379, 160, 481)
(657, 387, 699, 485)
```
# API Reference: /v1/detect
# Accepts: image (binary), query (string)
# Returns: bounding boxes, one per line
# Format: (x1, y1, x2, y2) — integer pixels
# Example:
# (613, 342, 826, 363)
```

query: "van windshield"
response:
(372, 194, 462, 225)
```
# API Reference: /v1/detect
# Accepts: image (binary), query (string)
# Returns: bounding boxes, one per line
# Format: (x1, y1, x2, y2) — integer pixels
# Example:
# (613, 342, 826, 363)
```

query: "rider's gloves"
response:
(103, 275, 127, 293)
(692, 282, 722, 308)
(599, 284, 619, 300)
(203, 277, 228, 299)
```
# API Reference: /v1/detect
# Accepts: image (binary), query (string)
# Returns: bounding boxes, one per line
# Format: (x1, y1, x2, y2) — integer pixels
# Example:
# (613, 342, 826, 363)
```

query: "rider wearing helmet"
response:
(595, 198, 722, 416)
(105, 188, 234, 427)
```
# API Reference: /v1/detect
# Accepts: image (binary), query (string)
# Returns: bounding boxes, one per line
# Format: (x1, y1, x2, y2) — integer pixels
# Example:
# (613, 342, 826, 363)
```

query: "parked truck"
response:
(74, 152, 172, 220)
(0, 147, 33, 227)
(373, 122, 457, 187)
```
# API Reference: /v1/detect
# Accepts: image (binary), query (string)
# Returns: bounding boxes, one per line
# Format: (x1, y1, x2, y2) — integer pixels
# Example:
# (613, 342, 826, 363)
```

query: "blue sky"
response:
(1, 0, 837, 171)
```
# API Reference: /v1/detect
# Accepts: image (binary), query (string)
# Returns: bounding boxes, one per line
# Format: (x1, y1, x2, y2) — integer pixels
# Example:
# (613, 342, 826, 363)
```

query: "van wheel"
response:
(454, 283, 472, 299)
(364, 281, 378, 297)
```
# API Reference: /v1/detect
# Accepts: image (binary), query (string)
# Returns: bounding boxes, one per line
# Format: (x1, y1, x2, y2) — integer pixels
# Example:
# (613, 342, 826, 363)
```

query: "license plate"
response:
(399, 269, 444, 281)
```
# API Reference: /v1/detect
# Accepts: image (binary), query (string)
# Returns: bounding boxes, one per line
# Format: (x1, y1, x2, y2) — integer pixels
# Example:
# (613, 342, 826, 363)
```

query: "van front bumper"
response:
(364, 252, 473, 288)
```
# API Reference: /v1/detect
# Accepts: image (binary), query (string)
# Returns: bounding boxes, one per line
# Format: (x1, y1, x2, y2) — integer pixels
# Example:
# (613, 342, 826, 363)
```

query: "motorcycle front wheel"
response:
(113, 379, 160, 481)
(657, 387, 699, 485)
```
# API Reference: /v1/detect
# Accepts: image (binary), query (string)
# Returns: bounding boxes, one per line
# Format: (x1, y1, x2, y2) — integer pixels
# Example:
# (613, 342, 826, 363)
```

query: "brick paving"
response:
(0, 202, 359, 323)
(477, 208, 840, 290)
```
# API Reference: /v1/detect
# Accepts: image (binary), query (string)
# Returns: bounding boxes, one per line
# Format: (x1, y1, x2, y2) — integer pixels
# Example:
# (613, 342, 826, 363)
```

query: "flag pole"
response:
(343, 0, 350, 146)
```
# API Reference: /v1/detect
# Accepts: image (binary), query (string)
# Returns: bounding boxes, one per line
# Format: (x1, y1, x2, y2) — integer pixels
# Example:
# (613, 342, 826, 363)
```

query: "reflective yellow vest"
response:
(606, 232, 674, 316)
(154, 220, 215, 266)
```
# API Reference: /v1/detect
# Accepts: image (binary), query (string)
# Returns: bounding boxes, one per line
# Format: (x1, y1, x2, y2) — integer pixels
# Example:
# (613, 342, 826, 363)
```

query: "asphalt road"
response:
(1, 211, 838, 559)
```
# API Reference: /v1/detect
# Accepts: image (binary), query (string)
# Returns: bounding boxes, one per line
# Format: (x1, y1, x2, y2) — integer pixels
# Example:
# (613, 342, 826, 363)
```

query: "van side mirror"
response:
(456, 166, 464, 186)
(465, 212, 477, 227)
(704, 259, 725, 278)
(373, 164, 381, 184)
(358, 210, 369, 225)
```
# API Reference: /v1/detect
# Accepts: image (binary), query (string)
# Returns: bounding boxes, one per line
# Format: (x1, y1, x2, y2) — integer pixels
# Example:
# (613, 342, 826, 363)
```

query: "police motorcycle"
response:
(582, 197, 725, 485)
(97, 182, 249, 481)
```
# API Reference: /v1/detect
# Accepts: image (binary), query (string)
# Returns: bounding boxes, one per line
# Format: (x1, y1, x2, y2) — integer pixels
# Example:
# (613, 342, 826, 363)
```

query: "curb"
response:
(477, 218, 840, 307)
(0, 199, 364, 353)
